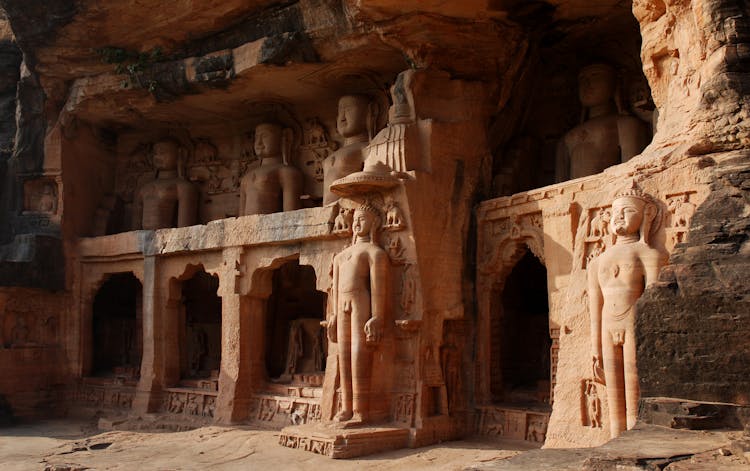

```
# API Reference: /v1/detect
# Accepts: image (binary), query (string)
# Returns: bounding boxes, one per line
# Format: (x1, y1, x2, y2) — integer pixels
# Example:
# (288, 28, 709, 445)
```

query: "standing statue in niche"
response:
(588, 181, 666, 438)
(322, 95, 377, 205)
(239, 122, 303, 215)
(133, 139, 198, 230)
(327, 203, 389, 425)
(556, 64, 649, 182)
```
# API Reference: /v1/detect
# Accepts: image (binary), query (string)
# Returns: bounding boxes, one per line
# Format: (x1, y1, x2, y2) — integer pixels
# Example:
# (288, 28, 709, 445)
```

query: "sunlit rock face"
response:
(0, 0, 747, 459)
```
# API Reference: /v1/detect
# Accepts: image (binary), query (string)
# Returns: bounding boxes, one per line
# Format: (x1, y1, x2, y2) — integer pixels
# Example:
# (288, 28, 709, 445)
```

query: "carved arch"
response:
(476, 215, 546, 405)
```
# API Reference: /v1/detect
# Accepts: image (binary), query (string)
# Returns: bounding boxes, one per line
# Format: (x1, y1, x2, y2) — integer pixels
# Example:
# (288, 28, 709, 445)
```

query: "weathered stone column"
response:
(133, 255, 162, 413)
(215, 247, 252, 423)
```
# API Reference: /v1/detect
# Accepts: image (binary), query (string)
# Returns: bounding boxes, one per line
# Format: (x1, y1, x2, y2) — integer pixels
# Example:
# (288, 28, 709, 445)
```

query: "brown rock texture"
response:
(0, 0, 747, 465)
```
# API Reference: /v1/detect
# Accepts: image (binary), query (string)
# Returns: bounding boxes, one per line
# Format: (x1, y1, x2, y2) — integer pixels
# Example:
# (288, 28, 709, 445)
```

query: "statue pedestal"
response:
(278, 422, 410, 458)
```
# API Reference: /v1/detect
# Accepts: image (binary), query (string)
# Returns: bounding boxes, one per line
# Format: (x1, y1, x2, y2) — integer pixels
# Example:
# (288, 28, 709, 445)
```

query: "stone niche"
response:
(477, 152, 710, 448)
(82, 81, 394, 236)
(490, 4, 655, 197)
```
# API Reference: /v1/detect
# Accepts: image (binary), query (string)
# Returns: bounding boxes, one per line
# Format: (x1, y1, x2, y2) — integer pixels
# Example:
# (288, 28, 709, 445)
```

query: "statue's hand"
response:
(592, 355, 605, 385)
(327, 315, 337, 343)
(364, 317, 383, 346)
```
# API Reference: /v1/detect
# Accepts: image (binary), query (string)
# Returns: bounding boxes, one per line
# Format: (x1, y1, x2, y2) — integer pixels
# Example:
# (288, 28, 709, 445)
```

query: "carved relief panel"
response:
(665, 191, 697, 251)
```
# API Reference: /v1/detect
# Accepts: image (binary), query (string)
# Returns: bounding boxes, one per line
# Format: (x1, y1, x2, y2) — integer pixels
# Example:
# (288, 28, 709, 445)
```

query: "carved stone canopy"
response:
(329, 161, 400, 197)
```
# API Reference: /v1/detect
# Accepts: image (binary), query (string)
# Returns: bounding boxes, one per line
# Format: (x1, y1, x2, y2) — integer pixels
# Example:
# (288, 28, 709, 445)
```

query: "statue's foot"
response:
(333, 410, 353, 422)
(342, 412, 365, 429)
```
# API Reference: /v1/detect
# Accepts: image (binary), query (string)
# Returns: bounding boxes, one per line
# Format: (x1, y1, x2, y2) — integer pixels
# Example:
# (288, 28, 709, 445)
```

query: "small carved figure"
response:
(526, 419, 547, 443)
(186, 395, 200, 416)
(333, 207, 353, 233)
(387, 236, 406, 263)
(259, 398, 276, 421)
(169, 394, 186, 414)
(290, 404, 308, 425)
(322, 95, 378, 205)
(585, 380, 602, 428)
(556, 64, 650, 181)
(133, 139, 199, 230)
(284, 321, 305, 377)
(384, 201, 405, 229)
(190, 326, 208, 375)
(668, 193, 696, 228)
(589, 207, 611, 238)
(38, 183, 57, 213)
(239, 122, 304, 215)
(303, 118, 327, 146)
(441, 337, 462, 413)
(203, 397, 215, 417)
(194, 139, 218, 163)
(327, 203, 389, 425)
(588, 181, 667, 437)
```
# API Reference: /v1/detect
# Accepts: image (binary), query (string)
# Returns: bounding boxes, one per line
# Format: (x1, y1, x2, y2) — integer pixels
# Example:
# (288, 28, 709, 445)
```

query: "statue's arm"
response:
(280, 168, 303, 211)
(643, 248, 667, 287)
(238, 176, 247, 216)
(177, 183, 198, 227)
(365, 250, 388, 345)
(587, 258, 604, 379)
(327, 256, 339, 343)
(618, 116, 649, 162)
(555, 137, 570, 183)
(132, 189, 143, 230)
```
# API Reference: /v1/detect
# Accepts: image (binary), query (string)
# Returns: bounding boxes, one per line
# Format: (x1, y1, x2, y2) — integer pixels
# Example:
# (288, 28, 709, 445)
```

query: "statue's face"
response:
(254, 123, 282, 158)
(153, 141, 178, 170)
(611, 197, 645, 236)
(337, 95, 368, 137)
(578, 66, 616, 108)
(352, 209, 374, 237)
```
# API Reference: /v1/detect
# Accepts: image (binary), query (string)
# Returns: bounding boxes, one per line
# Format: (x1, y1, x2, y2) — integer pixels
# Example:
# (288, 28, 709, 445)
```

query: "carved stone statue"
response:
(133, 139, 198, 230)
(239, 122, 303, 215)
(588, 181, 666, 437)
(327, 203, 389, 425)
(556, 64, 649, 182)
(322, 95, 376, 205)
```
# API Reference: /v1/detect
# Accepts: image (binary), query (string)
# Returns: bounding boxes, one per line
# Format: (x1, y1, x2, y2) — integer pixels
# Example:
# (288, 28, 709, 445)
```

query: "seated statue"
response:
(556, 64, 649, 182)
(239, 122, 303, 215)
(322, 95, 376, 205)
(588, 181, 666, 437)
(133, 138, 198, 230)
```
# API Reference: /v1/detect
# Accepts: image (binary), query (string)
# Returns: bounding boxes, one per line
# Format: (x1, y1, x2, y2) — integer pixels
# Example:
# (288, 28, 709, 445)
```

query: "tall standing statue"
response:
(327, 203, 389, 425)
(133, 138, 198, 230)
(239, 122, 304, 215)
(588, 181, 666, 437)
(556, 64, 649, 182)
(322, 95, 377, 205)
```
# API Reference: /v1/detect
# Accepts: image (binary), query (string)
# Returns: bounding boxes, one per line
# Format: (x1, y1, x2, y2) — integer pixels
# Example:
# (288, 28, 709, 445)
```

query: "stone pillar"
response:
(133, 255, 163, 413)
(215, 247, 252, 423)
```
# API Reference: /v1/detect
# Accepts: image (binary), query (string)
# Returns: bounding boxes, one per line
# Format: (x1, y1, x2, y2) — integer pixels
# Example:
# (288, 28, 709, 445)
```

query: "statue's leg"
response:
(334, 299, 353, 421)
(624, 327, 639, 430)
(350, 292, 372, 424)
(603, 332, 626, 437)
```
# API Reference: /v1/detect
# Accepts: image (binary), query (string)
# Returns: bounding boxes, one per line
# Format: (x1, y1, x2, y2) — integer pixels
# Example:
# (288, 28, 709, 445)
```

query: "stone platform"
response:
(278, 422, 411, 459)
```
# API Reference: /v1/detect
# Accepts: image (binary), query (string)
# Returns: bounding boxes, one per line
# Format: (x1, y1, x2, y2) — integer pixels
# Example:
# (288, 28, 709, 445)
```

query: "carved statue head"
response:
(254, 122, 294, 165)
(352, 202, 382, 241)
(337, 94, 377, 140)
(611, 181, 659, 245)
(578, 63, 617, 109)
(153, 138, 180, 171)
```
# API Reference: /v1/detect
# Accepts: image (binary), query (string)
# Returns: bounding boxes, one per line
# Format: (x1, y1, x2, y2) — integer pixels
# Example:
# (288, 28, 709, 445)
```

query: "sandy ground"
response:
(0, 420, 536, 471)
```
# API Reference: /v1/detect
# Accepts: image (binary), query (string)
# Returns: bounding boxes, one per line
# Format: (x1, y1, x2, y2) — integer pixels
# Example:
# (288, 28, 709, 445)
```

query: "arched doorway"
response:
(91, 272, 143, 378)
(265, 260, 327, 384)
(491, 250, 551, 405)
(180, 269, 221, 383)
